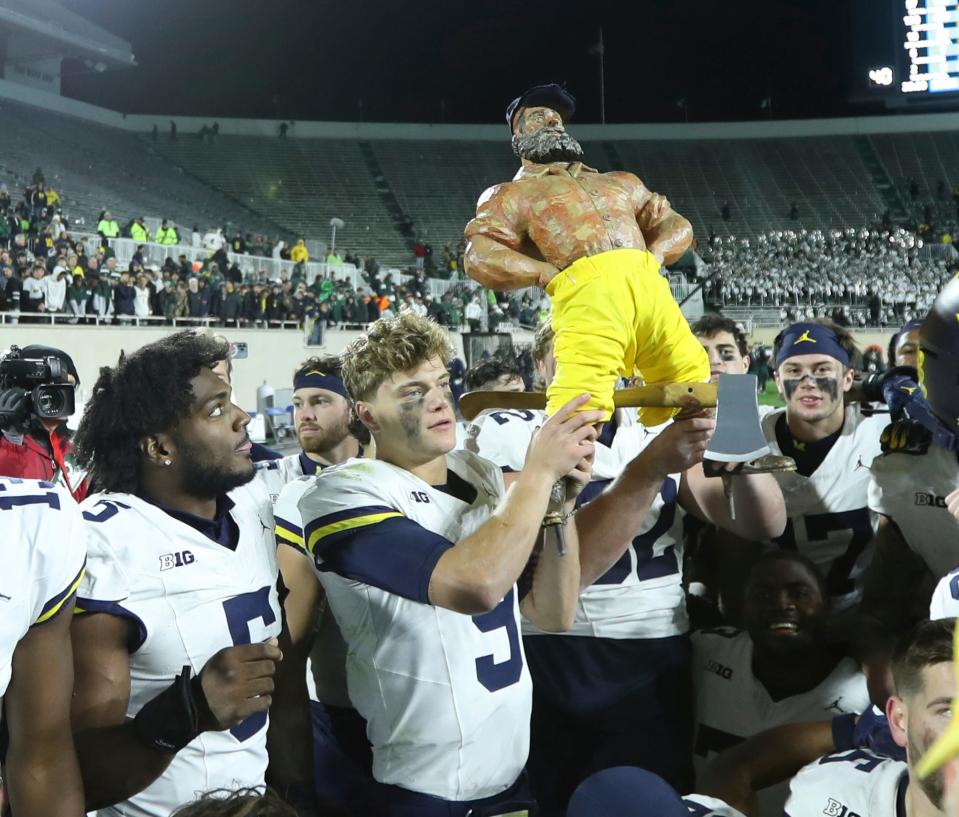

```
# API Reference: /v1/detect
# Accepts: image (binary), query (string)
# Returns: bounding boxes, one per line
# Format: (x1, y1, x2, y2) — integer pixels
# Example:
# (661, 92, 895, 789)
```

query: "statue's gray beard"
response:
(512, 127, 585, 163)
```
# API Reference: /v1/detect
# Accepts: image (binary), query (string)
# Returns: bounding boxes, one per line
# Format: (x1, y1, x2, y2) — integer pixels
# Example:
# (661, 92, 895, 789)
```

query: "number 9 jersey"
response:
(76, 488, 282, 817)
(296, 450, 531, 803)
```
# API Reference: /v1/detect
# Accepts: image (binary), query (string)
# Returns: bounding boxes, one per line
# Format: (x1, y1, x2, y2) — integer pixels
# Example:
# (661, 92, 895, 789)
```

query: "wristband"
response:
(132, 665, 202, 753)
(831, 712, 857, 752)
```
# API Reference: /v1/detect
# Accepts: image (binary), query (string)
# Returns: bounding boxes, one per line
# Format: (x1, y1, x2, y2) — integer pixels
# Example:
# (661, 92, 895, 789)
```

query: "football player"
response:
(691, 314, 752, 384)
(268, 356, 370, 813)
(70, 332, 315, 817)
(464, 356, 527, 393)
(256, 355, 364, 503)
(297, 312, 599, 815)
(756, 321, 887, 613)
(0, 478, 86, 817)
(785, 618, 953, 817)
(863, 278, 959, 701)
(468, 319, 787, 813)
(692, 551, 869, 817)
(888, 319, 922, 369)
(687, 314, 775, 625)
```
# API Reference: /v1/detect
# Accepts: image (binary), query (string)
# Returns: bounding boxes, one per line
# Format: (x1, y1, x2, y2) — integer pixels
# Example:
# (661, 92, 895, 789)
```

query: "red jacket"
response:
(0, 426, 89, 501)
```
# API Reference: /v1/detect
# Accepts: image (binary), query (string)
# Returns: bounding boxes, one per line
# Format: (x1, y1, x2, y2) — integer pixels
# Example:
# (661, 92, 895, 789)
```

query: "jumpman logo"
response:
(257, 517, 271, 534)
(901, 386, 917, 395)
(824, 697, 845, 714)
(793, 330, 817, 345)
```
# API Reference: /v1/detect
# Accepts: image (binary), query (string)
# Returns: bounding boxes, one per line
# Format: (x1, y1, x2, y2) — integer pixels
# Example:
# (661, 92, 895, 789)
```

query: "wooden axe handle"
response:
(458, 383, 717, 421)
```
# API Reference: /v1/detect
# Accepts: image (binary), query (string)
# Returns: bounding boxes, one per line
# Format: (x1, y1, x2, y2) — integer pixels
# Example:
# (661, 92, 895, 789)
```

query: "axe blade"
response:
(705, 374, 771, 463)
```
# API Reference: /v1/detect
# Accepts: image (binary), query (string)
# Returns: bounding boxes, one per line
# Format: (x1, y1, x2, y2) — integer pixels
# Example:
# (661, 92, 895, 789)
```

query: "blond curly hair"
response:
(342, 312, 453, 402)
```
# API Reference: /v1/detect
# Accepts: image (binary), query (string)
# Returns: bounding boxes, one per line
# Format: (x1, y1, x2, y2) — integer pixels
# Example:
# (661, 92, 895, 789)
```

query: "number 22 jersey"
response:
(76, 490, 282, 817)
(296, 450, 531, 802)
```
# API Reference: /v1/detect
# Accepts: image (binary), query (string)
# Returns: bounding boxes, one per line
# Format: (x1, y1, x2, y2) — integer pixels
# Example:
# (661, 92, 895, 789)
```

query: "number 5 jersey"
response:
(296, 450, 531, 803)
(76, 487, 281, 817)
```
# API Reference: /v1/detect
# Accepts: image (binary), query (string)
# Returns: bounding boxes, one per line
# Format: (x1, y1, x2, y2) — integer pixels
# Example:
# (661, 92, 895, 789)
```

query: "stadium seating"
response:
(4, 97, 959, 265)
(0, 99, 278, 237)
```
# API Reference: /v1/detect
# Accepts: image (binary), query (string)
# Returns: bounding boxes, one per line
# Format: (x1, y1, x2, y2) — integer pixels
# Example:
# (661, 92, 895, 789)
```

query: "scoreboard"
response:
(900, 0, 959, 95)
(852, 0, 959, 107)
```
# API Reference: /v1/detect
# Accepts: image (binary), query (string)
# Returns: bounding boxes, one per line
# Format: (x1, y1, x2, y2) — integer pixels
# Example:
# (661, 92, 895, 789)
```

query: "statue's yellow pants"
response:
(545, 248, 710, 425)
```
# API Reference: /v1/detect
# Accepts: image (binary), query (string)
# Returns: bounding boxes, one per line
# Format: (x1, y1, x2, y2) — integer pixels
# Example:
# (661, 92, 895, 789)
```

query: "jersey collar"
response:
(139, 493, 240, 550)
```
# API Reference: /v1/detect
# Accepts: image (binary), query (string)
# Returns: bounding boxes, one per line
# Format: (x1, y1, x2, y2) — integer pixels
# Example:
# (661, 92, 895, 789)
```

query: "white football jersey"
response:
(869, 441, 959, 577)
(929, 565, 959, 619)
(684, 794, 747, 817)
(254, 452, 315, 505)
(692, 627, 870, 817)
(762, 407, 886, 611)
(297, 450, 530, 802)
(784, 750, 907, 817)
(77, 490, 282, 817)
(466, 407, 688, 639)
(0, 479, 86, 698)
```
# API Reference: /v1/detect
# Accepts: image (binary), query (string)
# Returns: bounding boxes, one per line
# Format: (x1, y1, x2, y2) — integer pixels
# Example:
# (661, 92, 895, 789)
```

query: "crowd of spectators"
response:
(0, 170, 556, 334)
(701, 226, 956, 327)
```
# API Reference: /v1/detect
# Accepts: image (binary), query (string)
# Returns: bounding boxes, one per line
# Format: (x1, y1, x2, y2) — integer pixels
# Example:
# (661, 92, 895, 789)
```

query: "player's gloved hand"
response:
(0, 387, 30, 432)
(525, 394, 603, 485)
(640, 410, 716, 479)
(196, 638, 282, 730)
(880, 419, 932, 456)
(859, 366, 921, 420)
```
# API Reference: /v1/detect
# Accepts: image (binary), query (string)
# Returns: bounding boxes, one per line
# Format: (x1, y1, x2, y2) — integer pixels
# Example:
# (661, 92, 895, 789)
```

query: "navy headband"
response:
(776, 323, 851, 368)
(293, 369, 350, 400)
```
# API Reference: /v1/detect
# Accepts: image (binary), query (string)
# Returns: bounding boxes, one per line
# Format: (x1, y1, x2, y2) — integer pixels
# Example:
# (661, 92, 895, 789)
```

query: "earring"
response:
(163, 459, 172, 467)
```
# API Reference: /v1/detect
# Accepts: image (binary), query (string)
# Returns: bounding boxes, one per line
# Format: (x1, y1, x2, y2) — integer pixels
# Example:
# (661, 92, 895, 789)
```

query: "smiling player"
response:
(753, 321, 887, 612)
(692, 551, 869, 817)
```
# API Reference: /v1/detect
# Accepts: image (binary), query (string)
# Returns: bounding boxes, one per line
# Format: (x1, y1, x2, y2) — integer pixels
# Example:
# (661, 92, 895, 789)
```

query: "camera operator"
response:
(0, 344, 87, 500)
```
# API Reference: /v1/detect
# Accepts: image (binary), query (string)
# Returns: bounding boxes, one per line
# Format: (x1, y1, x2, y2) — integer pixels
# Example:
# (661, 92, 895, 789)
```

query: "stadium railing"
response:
(74, 233, 493, 303)
(0, 312, 302, 330)
(75, 233, 363, 288)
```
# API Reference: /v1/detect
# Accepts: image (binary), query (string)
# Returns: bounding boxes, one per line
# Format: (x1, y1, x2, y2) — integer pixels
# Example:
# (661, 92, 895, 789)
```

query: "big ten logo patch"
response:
(410, 491, 430, 504)
(160, 550, 196, 571)
(915, 492, 947, 508)
(823, 799, 861, 817)
(705, 659, 733, 680)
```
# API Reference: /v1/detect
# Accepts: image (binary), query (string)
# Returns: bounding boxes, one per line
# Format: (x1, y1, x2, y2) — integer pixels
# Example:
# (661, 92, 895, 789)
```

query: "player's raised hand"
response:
(525, 394, 603, 484)
(198, 638, 283, 730)
(641, 411, 716, 477)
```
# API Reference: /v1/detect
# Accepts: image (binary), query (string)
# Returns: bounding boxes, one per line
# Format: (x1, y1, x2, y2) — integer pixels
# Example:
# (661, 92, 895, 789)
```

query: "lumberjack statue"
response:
(464, 83, 709, 426)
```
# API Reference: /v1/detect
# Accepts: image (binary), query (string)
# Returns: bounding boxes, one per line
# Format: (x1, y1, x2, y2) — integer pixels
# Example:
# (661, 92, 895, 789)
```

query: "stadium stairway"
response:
(854, 136, 909, 224)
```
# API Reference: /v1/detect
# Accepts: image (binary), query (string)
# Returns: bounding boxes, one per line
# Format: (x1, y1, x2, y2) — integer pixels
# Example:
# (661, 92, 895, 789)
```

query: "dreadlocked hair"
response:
(74, 331, 230, 494)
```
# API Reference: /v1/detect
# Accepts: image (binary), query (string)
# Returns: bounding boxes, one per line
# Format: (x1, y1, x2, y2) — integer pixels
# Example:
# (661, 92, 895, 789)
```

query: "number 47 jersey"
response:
(296, 450, 531, 803)
(76, 491, 282, 817)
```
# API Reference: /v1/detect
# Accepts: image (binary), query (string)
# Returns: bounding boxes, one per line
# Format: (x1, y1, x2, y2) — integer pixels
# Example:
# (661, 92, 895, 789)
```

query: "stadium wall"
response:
(5, 75, 959, 142)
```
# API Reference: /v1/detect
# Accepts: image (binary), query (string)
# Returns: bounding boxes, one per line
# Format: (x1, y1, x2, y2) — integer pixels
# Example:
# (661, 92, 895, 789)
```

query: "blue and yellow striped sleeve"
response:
(34, 558, 85, 626)
(274, 514, 306, 554)
(303, 505, 453, 604)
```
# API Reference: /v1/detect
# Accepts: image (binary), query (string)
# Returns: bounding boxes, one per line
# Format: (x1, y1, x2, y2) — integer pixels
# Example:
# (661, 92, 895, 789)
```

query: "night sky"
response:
(60, 0, 856, 125)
